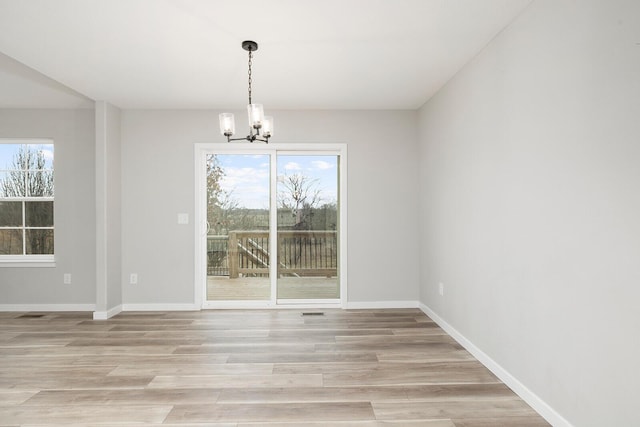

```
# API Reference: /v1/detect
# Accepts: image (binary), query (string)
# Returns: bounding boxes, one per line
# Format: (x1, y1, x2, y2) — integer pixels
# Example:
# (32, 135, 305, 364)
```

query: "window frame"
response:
(0, 139, 55, 267)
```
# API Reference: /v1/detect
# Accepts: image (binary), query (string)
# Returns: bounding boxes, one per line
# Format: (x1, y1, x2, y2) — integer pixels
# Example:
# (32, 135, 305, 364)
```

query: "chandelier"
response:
(219, 40, 273, 143)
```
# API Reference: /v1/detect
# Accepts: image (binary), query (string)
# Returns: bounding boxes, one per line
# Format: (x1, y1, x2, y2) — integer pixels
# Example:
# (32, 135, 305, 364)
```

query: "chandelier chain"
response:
(247, 50, 253, 104)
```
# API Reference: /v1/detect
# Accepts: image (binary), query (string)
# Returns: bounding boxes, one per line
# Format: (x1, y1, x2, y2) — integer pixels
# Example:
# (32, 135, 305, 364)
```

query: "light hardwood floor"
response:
(0, 309, 550, 426)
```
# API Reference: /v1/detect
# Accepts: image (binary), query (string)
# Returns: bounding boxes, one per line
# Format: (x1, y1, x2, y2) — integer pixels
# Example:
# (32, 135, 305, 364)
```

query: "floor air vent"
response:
(18, 314, 46, 318)
(302, 312, 325, 316)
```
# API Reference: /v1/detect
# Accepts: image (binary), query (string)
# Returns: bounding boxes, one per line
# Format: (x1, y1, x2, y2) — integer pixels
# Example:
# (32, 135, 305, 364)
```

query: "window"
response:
(0, 140, 54, 262)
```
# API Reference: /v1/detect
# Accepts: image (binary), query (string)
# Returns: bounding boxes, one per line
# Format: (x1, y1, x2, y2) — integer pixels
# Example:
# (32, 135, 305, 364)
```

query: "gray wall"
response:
(120, 109, 420, 305)
(417, 1, 640, 425)
(0, 109, 96, 305)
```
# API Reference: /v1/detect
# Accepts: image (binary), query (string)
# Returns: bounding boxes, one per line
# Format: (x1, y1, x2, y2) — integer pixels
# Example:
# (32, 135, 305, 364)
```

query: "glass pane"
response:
(0, 144, 53, 170)
(206, 154, 271, 301)
(0, 144, 23, 170)
(0, 144, 53, 196)
(0, 229, 23, 255)
(277, 155, 339, 300)
(0, 171, 27, 197)
(0, 201, 23, 226)
(25, 201, 54, 227)
(28, 144, 54, 170)
(25, 229, 54, 254)
(26, 171, 54, 197)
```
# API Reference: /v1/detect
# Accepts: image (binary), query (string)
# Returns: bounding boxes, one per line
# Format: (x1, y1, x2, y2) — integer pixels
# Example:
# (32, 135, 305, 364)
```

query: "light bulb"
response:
(219, 113, 235, 136)
(248, 104, 264, 129)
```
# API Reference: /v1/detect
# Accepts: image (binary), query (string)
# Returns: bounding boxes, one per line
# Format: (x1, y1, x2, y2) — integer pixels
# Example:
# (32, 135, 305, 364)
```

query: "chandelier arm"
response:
(226, 136, 254, 142)
(225, 135, 270, 144)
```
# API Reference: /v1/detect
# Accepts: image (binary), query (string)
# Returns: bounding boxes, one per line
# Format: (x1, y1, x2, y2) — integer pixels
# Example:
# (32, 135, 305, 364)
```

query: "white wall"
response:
(120, 109, 420, 305)
(418, 1, 640, 426)
(0, 109, 96, 307)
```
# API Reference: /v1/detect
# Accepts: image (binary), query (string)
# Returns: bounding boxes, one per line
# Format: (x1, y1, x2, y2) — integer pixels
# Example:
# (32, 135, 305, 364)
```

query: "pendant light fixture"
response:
(219, 40, 273, 143)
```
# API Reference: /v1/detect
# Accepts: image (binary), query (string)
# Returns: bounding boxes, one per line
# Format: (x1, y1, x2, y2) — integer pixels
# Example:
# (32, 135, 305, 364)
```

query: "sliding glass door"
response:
(198, 144, 345, 307)
(276, 155, 339, 302)
(205, 154, 271, 301)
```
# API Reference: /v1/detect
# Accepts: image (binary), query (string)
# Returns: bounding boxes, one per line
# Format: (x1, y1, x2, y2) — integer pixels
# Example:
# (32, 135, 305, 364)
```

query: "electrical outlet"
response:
(130, 273, 138, 285)
(438, 282, 444, 296)
(177, 213, 189, 224)
(63, 273, 72, 285)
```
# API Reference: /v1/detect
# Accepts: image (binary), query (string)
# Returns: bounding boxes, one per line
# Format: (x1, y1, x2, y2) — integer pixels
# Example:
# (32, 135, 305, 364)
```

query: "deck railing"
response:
(207, 230, 337, 278)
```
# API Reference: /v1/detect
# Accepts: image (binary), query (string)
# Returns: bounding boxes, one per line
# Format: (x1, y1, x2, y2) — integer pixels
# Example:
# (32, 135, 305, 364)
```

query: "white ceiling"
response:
(0, 0, 532, 110)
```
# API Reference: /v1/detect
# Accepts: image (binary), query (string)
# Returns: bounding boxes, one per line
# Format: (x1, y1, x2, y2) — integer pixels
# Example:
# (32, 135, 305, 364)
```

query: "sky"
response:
(214, 154, 338, 210)
(0, 143, 54, 170)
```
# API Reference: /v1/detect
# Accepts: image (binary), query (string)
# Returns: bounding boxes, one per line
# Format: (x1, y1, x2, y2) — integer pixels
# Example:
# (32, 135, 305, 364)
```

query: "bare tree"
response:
(278, 173, 322, 230)
(206, 155, 241, 235)
(0, 146, 53, 197)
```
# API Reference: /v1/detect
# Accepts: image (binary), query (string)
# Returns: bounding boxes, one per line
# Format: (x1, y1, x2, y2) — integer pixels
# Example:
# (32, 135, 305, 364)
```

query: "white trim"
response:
(203, 301, 344, 310)
(201, 300, 343, 310)
(277, 299, 341, 305)
(92, 304, 122, 320)
(193, 144, 207, 309)
(0, 139, 56, 258)
(0, 304, 96, 312)
(419, 302, 573, 427)
(269, 149, 278, 302)
(0, 255, 55, 262)
(276, 302, 342, 309)
(0, 261, 56, 268)
(345, 300, 419, 309)
(122, 303, 199, 312)
(338, 147, 348, 309)
(203, 300, 274, 309)
(0, 138, 54, 144)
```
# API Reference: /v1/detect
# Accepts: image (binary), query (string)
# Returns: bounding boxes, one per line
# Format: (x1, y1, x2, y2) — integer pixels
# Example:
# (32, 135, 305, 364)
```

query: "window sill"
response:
(0, 256, 56, 268)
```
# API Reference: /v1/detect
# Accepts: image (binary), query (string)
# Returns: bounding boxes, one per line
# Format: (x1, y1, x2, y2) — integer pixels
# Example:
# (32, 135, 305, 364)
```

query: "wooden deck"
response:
(0, 309, 550, 425)
(207, 276, 339, 300)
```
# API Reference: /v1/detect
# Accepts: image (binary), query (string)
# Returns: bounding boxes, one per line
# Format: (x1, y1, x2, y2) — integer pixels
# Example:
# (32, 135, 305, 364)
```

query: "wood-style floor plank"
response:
(323, 361, 501, 386)
(372, 400, 538, 420)
(164, 402, 375, 423)
(216, 383, 518, 404)
(0, 390, 38, 406)
(0, 404, 172, 424)
(227, 351, 380, 364)
(451, 416, 553, 426)
(24, 388, 222, 405)
(147, 373, 323, 389)
(0, 308, 550, 426)
(108, 362, 274, 376)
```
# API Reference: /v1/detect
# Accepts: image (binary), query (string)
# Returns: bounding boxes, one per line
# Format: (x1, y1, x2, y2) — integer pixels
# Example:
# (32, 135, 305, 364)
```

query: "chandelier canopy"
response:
(219, 40, 273, 143)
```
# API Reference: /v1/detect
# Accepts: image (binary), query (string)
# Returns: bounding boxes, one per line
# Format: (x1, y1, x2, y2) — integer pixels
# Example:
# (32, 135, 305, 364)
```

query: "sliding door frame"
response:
(194, 142, 347, 309)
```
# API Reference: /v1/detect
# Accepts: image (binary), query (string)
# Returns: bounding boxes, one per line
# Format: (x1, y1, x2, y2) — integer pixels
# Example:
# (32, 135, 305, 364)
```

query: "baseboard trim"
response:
(345, 300, 419, 309)
(0, 304, 96, 312)
(121, 303, 200, 312)
(419, 302, 572, 427)
(93, 304, 123, 320)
